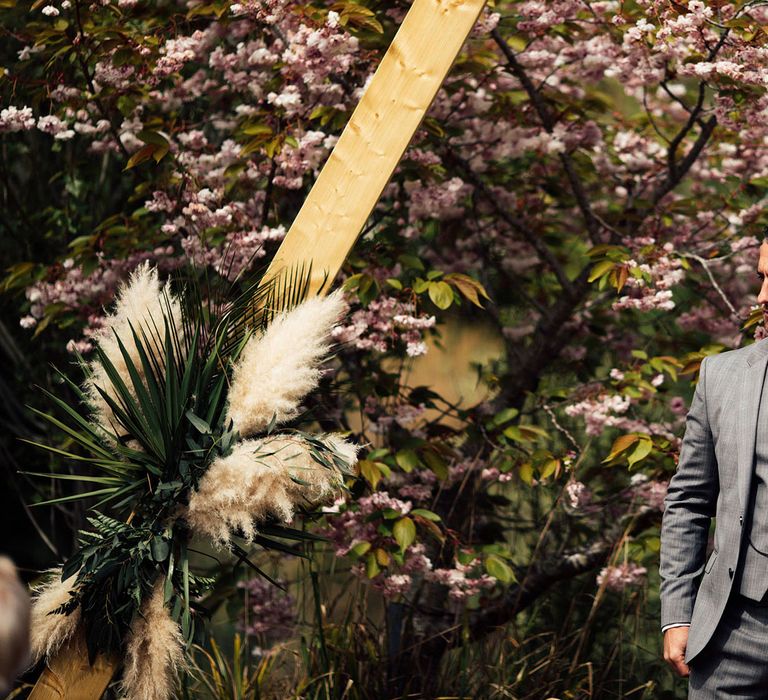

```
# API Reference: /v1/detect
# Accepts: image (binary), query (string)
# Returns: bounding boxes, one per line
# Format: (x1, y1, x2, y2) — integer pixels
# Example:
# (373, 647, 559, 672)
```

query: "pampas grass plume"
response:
(226, 289, 348, 437)
(85, 262, 182, 430)
(121, 581, 185, 700)
(187, 434, 358, 545)
(29, 568, 80, 663)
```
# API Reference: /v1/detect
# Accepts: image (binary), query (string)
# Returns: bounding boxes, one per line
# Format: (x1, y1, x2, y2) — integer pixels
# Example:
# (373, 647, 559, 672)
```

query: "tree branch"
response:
(490, 27, 603, 244)
(445, 149, 578, 299)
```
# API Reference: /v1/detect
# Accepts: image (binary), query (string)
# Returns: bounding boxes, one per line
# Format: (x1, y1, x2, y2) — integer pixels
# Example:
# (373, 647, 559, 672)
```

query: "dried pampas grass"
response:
(186, 434, 358, 545)
(226, 289, 348, 437)
(29, 568, 80, 663)
(121, 581, 185, 700)
(85, 262, 182, 432)
(0, 557, 30, 693)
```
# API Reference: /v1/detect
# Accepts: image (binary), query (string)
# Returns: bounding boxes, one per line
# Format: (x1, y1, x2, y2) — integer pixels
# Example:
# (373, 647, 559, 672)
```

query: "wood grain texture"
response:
(27, 1, 486, 697)
(28, 631, 117, 700)
(263, 0, 488, 296)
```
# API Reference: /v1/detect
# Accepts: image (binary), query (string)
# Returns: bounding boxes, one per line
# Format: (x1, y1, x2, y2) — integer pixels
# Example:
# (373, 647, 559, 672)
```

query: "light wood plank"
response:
(27, 1, 486, 696)
(28, 631, 116, 700)
(264, 0, 488, 296)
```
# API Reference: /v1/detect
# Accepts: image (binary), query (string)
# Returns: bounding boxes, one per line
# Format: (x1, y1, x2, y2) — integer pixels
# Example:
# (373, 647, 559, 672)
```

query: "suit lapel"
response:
(738, 341, 768, 509)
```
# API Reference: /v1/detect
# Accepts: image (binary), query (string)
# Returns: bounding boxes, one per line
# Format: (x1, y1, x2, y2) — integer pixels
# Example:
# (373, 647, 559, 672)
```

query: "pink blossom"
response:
(668, 396, 687, 415)
(332, 294, 435, 358)
(0, 106, 36, 132)
(625, 474, 668, 511)
(238, 576, 295, 639)
(37, 115, 74, 140)
(426, 557, 497, 601)
(381, 574, 412, 598)
(404, 177, 471, 223)
(154, 31, 208, 78)
(565, 480, 593, 510)
(564, 393, 631, 436)
(596, 562, 647, 592)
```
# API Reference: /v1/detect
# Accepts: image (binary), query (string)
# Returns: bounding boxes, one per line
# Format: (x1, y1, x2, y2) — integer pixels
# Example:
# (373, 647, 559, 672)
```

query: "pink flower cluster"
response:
(237, 575, 295, 639)
(325, 492, 436, 600)
(425, 556, 497, 601)
(280, 11, 360, 89)
(21, 250, 178, 351)
(37, 115, 74, 140)
(612, 248, 685, 313)
(153, 30, 209, 79)
(273, 130, 337, 189)
(327, 491, 413, 558)
(0, 106, 35, 132)
(564, 393, 631, 437)
(363, 396, 426, 435)
(404, 177, 471, 223)
(180, 225, 287, 281)
(332, 295, 436, 357)
(230, 0, 289, 24)
(565, 480, 593, 510)
(596, 562, 647, 592)
(623, 474, 668, 511)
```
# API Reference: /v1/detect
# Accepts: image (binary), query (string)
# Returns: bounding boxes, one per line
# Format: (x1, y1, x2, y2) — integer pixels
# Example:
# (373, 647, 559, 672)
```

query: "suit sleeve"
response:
(659, 354, 718, 630)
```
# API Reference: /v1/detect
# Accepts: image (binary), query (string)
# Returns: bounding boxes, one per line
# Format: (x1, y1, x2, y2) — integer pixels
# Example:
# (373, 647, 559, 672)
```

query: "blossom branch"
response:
(680, 252, 742, 322)
(490, 27, 602, 244)
(71, 0, 130, 160)
(445, 149, 577, 299)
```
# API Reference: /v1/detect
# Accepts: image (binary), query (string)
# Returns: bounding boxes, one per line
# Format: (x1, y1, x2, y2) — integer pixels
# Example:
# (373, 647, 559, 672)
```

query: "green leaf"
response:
(602, 433, 640, 463)
(410, 508, 441, 522)
(350, 541, 372, 557)
(393, 517, 416, 551)
(186, 410, 211, 434)
(444, 272, 490, 307)
(627, 438, 653, 468)
(421, 449, 448, 480)
(398, 254, 425, 271)
(366, 552, 380, 578)
(241, 123, 272, 136)
(124, 144, 157, 170)
(486, 407, 519, 429)
(151, 537, 171, 562)
(485, 554, 515, 584)
(588, 260, 614, 283)
(359, 459, 387, 489)
(428, 281, 454, 310)
(395, 449, 419, 473)
(413, 277, 430, 294)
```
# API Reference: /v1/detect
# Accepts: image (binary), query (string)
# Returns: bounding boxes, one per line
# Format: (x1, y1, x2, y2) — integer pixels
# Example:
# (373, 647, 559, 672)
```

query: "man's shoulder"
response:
(705, 339, 768, 374)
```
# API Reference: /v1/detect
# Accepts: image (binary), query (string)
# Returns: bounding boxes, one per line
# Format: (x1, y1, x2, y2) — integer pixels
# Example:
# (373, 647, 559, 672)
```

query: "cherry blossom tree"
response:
(2, 0, 768, 696)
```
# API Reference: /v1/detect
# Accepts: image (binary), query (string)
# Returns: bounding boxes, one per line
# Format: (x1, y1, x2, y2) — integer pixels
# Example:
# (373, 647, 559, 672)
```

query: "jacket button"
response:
(740, 515, 744, 525)
(729, 568, 734, 577)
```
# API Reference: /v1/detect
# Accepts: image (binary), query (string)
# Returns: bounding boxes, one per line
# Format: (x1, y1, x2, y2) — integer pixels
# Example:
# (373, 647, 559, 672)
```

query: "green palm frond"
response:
(24, 258, 341, 662)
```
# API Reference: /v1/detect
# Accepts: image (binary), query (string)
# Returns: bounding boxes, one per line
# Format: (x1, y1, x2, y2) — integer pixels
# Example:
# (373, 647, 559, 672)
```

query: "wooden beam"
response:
(28, 631, 116, 700)
(27, 0, 486, 696)
(264, 0, 488, 296)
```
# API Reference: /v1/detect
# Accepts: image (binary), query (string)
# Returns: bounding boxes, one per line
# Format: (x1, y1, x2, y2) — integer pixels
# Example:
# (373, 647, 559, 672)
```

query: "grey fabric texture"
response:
(737, 371, 768, 601)
(659, 338, 768, 664)
(688, 594, 768, 699)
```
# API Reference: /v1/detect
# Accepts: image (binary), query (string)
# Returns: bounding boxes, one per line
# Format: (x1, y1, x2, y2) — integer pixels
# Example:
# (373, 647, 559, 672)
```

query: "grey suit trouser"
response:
(689, 593, 768, 698)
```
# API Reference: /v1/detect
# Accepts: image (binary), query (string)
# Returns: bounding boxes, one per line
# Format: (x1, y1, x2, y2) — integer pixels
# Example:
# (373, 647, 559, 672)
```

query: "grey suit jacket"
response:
(660, 338, 768, 663)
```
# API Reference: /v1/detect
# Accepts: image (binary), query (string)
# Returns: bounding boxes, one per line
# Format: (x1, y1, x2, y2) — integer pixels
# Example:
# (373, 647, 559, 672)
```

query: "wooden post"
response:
(28, 631, 116, 700)
(262, 0, 488, 296)
(27, 0, 487, 696)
